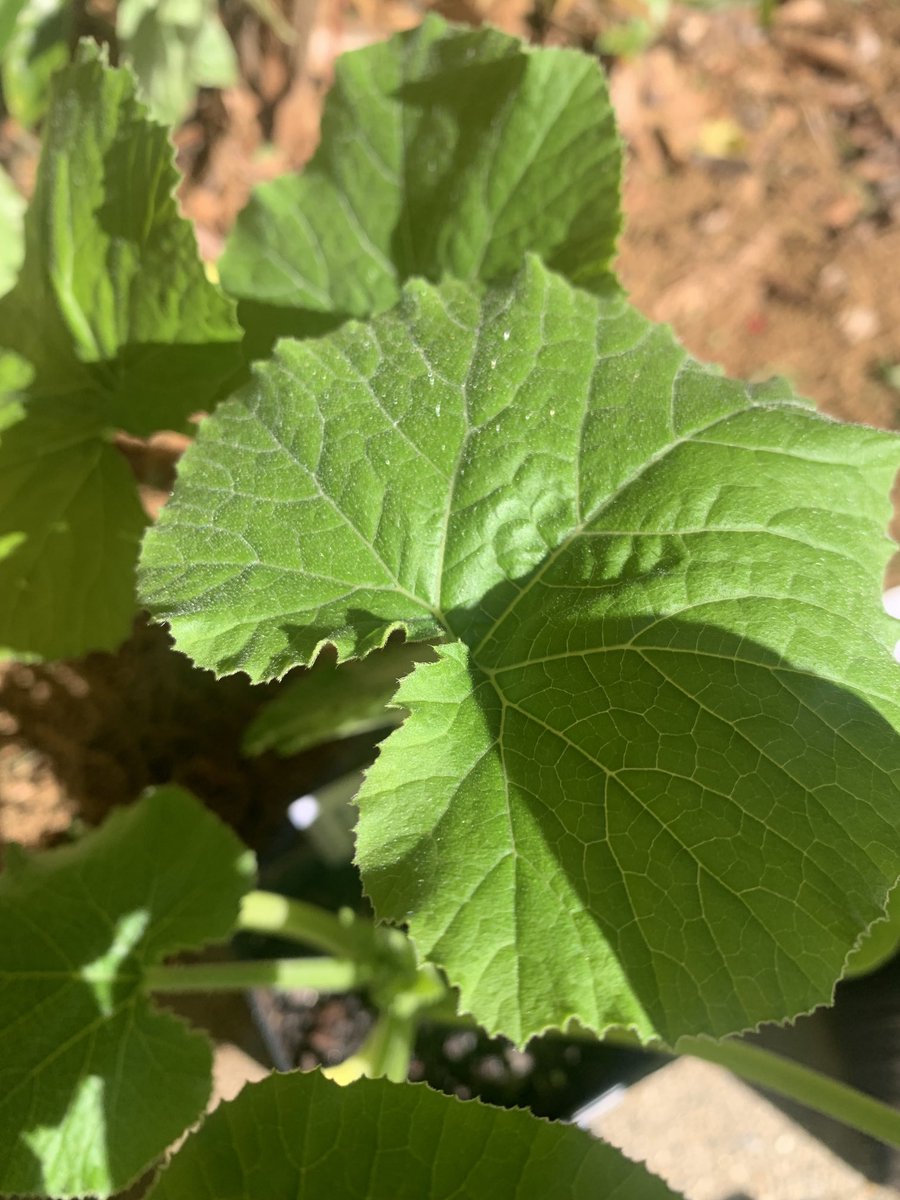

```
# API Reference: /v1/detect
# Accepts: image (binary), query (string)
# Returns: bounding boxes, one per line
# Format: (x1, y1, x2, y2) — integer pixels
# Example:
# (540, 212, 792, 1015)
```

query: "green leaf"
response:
(0, 41, 242, 422)
(0, 786, 255, 1198)
(220, 14, 621, 357)
(148, 1071, 681, 1200)
(0, 0, 71, 127)
(843, 885, 900, 978)
(0, 166, 25, 296)
(0, 392, 146, 660)
(0, 42, 243, 660)
(243, 639, 438, 757)
(0, 0, 28, 56)
(118, 0, 237, 127)
(139, 259, 900, 1045)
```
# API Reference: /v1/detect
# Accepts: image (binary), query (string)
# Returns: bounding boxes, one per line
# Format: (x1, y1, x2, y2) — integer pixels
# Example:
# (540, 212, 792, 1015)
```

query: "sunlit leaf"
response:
(0, 787, 254, 1197)
(141, 258, 900, 1044)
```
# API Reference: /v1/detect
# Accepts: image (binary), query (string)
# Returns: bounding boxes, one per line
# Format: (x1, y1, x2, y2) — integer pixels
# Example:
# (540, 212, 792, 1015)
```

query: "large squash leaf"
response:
(140, 259, 900, 1045)
(220, 14, 621, 356)
(148, 1071, 681, 1200)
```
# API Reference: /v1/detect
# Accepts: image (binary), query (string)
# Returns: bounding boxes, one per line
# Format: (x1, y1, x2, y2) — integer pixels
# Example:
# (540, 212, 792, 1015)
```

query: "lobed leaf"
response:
(148, 1070, 681, 1200)
(0, 786, 255, 1198)
(141, 259, 900, 1045)
(0, 41, 242, 423)
(0, 43, 243, 660)
(220, 14, 621, 356)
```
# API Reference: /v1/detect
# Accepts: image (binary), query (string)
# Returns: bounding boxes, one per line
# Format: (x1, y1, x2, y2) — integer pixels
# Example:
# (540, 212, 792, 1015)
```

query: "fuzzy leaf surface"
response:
(141, 260, 900, 1044)
(0, 44, 242, 660)
(0, 786, 255, 1198)
(220, 14, 620, 356)
(148, 1071, 681, 1200)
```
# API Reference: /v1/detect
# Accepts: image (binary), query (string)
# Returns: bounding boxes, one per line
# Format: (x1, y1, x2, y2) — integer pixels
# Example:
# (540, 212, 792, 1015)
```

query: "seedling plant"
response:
(3, 15, 900, 1199)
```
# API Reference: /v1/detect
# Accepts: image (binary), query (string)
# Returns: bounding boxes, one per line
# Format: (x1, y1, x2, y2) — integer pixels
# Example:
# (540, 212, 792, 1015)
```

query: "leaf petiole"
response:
(676, 1034, 900, 1151)
(143, 956, 366, 995)
(237, 889, 373, 961)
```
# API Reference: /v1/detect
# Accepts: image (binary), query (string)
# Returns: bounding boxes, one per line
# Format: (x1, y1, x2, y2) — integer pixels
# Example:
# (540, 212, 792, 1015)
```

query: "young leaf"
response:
(140, 259, 900, 1045)
(220, 14, 621, 356)
(243, 640, 438, 757)
(0, 786, 255, 1199)
(118, 0, 238, 127)
(0, 42, 243, 660)
(148, 1070, 681, 1199)
(0, 41, 242, 423)
(0, 0, 71, 127)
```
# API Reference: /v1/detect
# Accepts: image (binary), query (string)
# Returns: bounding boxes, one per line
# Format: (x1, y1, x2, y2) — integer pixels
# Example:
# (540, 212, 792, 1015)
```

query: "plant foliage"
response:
(0, 788, 253, 1197)
(3, 12, 900, 1200)
(147, 1069, 679, 1199)
(142, 254, 900, 1045)
(0, 0, 71, 126)
(0, 0, 236, 129)
(0, 44, 242, 661)
(118, 0, 238, 126)
(220, 13, 621, 356)
(243, 639, 438, 757)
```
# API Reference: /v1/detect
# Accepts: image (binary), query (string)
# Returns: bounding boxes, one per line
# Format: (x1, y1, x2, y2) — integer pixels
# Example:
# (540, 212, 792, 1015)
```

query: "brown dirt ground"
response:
(1, 0, 899, 852)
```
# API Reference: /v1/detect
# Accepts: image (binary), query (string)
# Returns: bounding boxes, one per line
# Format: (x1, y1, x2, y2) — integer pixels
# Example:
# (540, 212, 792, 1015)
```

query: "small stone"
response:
(855, 24, 882, 64)
(838, 306, 880, 344)
(818, 263, 848, 296)
(777, 0, 827, 26)
(823, 192, 862, 229)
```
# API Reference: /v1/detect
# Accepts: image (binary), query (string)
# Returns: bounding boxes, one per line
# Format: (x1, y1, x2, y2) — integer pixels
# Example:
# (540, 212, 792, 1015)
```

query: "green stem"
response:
(238, 890, 369, 961)
(144, 956, 366, 994)
(677, 1035, 900, 1151)
(365, 1010, 417, 1083)
(327, 1010, 417, 1086)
